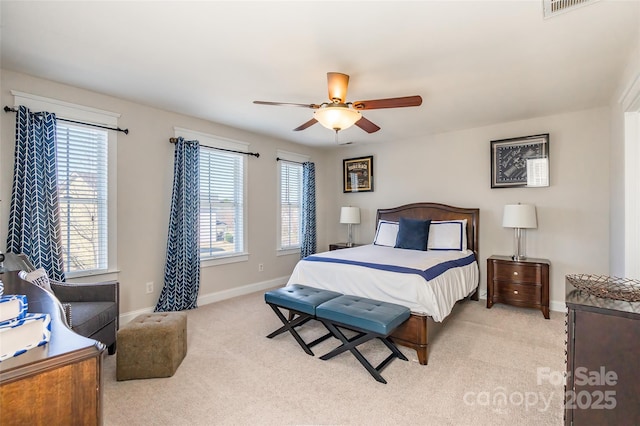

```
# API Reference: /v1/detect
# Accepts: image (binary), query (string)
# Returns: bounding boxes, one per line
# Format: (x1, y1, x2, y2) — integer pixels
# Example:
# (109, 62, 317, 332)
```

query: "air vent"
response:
(543, 0, 599, 18)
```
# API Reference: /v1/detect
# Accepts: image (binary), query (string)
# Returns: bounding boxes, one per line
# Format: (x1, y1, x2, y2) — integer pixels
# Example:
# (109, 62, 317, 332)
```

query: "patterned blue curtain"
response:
(7, 106, 66, 281)
(300, 161, 316, 258)
(156, 137, 201, 312)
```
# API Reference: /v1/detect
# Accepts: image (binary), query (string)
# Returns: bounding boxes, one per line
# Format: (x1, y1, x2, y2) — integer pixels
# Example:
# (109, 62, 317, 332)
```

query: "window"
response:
(174, 127, 249, 263)
(12, 90, 119, 278)
(279, 160, 303, 250)
(277, 150, 309, 253)
(199, 147, 245, 259)
(57, 124, 108, 273)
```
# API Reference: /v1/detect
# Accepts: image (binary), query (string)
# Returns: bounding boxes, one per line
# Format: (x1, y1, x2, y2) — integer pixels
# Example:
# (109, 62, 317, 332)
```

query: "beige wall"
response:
(321, 107, 612, 310)
(0, 70, 330, 317)
(0, 68, 624, 317)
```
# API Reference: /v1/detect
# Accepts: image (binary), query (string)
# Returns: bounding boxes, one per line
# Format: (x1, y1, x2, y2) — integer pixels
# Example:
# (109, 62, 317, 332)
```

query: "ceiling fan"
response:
(253, 72, 422, 134)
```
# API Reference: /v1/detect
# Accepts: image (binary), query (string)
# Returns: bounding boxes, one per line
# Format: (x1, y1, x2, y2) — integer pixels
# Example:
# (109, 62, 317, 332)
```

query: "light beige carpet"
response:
(103, 291, 566, 425)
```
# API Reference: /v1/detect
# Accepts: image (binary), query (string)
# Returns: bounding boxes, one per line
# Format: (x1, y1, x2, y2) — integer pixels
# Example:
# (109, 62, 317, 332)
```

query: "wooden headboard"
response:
(376, 202, 480, 258)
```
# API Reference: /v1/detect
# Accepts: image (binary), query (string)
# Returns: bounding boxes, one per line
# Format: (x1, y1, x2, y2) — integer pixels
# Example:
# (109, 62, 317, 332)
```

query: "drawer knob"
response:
(513, 271, 519, 276)
(514, 290, 519, 294)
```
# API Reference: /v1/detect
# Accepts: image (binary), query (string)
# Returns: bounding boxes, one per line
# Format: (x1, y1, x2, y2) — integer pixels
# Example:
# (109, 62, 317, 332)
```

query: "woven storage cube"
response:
(116, 312, 187, 381)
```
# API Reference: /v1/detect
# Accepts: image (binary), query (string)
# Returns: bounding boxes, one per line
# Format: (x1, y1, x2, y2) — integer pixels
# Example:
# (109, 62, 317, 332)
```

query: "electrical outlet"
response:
(146, 281, 154, 294)
(258, 263, 264, 272)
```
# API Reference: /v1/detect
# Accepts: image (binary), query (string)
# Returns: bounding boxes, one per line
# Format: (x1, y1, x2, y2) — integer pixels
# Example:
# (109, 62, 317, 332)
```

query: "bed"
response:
(287, 202, 480, 365)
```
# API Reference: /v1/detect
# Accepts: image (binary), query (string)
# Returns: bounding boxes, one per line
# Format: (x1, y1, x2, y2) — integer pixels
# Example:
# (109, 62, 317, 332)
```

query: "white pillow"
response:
(428, 219, 467, 251)
(373, 220, 399, 247)
(18, 268, 53, 293)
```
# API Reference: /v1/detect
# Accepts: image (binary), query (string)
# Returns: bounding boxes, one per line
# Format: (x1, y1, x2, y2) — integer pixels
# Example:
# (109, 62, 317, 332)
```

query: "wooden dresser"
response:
(0, 271, 105, 425)
(565, 281, 640, 425)
(486, 255, 550, 318)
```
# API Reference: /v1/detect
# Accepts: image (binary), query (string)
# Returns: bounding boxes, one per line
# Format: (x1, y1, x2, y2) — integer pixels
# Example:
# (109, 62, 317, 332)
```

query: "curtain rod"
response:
(169, 137, 260, 158)
(276, 157, 306, 165)
(4, 106, 129, 135)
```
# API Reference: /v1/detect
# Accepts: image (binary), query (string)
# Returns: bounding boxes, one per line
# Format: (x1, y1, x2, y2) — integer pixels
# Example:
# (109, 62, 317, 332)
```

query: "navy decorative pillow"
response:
(395, 218, 431, 251)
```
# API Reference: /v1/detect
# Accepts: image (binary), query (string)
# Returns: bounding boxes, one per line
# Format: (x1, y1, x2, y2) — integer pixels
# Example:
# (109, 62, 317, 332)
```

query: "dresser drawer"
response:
(492, 262, 541, 283)
(495, 281, 541, 305)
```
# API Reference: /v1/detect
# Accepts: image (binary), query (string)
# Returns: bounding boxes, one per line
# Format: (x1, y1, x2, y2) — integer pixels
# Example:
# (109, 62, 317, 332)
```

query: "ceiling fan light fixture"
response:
(314, 105, 361, 131)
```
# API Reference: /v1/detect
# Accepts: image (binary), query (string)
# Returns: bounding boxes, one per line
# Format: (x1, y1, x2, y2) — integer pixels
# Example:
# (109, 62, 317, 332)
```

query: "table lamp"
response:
(502, 203, 537, 260)
(340, 206, 360, 247)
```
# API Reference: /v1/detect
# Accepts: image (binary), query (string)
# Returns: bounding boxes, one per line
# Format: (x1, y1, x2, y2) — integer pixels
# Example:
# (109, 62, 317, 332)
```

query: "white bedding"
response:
(287, 244, 479, 321)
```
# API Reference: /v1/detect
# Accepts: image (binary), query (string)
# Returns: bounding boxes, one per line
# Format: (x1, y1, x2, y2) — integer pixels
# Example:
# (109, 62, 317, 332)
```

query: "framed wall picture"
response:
(491, 134, 550, 188)
(343, 155, 373, 193)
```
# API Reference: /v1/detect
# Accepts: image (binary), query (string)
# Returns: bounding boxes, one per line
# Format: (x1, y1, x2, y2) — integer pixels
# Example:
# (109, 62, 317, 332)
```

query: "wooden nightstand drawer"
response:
(492, 262, 540, 283)
(495, 281, 541, 305)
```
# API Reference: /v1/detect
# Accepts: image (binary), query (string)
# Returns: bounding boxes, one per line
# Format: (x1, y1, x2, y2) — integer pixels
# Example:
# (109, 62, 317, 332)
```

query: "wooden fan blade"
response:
(327, 72, 349, 103)
(293, 118, 318, 131)
(355, 116, 381, 133)
(253, 101, 319, 109)
(352, 95, 422, 110)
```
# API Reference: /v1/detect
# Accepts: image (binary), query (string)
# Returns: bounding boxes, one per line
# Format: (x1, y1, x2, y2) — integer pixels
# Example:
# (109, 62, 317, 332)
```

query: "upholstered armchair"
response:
(49, 278, 119, 355)
(4, 253, 119, 355)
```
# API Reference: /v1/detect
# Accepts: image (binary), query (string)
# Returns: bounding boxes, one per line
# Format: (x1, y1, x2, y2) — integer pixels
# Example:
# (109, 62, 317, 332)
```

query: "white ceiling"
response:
(1, 1, 639, 148)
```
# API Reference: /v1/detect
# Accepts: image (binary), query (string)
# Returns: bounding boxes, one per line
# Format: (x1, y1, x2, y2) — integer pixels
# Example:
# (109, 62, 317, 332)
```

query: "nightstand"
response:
(486, 255, 550, 319)
(329, 243, 363, 251)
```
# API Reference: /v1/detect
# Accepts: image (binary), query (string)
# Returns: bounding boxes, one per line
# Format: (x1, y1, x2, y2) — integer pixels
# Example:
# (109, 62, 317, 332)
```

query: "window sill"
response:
(277, 248, 300, 257)
(202, 253, 249, 268)
(66, 268, 120, 282)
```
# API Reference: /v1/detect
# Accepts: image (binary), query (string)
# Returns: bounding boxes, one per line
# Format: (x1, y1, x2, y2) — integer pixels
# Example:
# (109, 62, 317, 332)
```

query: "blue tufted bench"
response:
(264, 284, 342, 356)
(316, 295, 410, 384)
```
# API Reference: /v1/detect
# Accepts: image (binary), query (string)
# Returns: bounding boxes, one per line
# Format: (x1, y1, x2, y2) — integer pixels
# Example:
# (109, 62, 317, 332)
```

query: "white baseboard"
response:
(197, 276, 288, 306)
(549, 300, 567, 313)
(119, 276, 289, 325)
(119, 306, 154, 326)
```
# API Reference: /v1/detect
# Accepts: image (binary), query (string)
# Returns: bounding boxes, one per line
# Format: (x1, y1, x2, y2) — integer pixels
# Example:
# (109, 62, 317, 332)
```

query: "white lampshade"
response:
(340, 206, 361, 224)
(314, 106, 361, 131)
(502, 204, 537, 229)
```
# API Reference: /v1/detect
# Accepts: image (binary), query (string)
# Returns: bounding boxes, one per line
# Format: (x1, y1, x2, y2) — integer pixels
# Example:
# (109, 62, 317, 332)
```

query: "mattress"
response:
(287, 244, 479, 322)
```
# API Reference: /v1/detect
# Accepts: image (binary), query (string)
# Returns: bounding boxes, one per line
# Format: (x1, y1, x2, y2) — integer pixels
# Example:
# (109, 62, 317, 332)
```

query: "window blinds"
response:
(56, 124, 108, 273)
(199, 148, 244, 258)
(280, 161, 302, 249)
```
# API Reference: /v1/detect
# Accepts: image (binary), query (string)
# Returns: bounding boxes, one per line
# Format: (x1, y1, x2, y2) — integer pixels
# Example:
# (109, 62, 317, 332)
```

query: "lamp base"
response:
(512, 228, 527, 262)
(346, 223, 354, 247)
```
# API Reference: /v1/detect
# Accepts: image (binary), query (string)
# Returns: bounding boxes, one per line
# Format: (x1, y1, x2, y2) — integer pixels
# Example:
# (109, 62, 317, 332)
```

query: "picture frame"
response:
(490, 134, 550, 188)
(343, 155, 374, 193)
